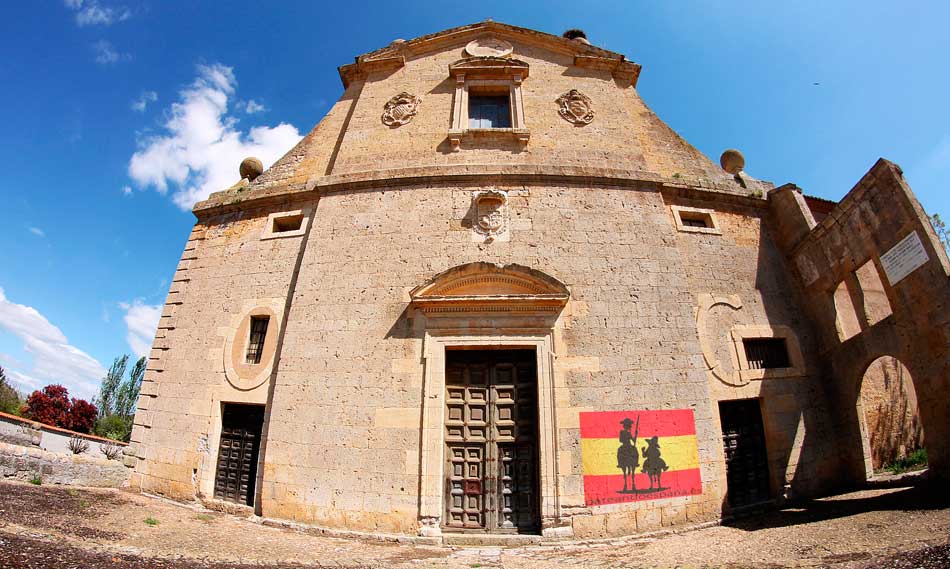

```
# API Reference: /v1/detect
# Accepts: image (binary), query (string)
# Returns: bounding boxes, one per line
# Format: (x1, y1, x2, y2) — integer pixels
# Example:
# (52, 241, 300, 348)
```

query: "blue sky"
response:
(0, 1, 947, 400)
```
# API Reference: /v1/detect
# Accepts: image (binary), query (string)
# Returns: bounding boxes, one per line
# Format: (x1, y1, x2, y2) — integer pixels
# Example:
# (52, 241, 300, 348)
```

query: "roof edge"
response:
(338, 21, 639, 88)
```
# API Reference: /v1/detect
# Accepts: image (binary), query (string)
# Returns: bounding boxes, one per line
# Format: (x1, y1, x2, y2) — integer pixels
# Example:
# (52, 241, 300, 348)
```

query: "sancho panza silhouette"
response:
(617, 417, 639, 493)
(642, 435, 669, 491)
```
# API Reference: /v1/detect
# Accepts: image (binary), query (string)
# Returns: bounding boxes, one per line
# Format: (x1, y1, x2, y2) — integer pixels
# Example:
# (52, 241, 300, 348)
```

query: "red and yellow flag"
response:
(579, 409, 703, 506)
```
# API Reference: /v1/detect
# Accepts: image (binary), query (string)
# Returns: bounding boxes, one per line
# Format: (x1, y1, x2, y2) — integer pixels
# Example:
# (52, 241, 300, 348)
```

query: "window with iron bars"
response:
(742, 338, 790, 369)
(245, 316, 270, 364)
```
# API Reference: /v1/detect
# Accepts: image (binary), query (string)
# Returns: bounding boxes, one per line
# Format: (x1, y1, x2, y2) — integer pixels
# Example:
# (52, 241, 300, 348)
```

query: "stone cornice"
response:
(338, 21, 638, 88)
(193, 164, 772, 219)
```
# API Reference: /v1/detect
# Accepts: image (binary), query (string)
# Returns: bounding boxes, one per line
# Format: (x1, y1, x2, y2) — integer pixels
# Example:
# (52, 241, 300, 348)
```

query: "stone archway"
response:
(857, 355, 924, 478)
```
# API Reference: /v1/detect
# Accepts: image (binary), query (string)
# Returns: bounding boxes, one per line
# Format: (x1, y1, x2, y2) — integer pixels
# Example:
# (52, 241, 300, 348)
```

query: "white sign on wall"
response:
(880, 230, 929, 285)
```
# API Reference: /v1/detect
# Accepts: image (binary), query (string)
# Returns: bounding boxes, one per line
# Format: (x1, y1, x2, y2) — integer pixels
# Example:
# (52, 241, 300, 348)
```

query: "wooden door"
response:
(214, 403, 265, 506)
(444, 349, 539, 533)
(719, 399, 771, 508)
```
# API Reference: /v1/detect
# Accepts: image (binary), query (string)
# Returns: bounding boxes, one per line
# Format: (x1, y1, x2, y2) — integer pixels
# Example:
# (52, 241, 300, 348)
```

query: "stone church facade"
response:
(128, 22, 949, 541)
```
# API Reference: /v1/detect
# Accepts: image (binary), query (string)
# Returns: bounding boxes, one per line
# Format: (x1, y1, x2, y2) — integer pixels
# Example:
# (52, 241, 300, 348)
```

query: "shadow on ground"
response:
(724, 481, 949, 532)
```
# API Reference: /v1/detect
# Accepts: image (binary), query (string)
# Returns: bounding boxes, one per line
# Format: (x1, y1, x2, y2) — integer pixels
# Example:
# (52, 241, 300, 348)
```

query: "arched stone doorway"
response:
(857, 355, 924, 478)
(409, 262, 570, 537)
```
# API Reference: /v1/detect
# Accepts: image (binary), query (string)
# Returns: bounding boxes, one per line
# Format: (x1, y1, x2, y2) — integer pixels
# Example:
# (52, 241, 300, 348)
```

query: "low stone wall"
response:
(0, 441, 130, 487)
(0, 411, 130, 459)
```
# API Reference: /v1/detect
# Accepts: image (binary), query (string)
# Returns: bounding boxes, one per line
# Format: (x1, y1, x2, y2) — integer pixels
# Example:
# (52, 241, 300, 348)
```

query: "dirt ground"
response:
(0, 479, 948, 568)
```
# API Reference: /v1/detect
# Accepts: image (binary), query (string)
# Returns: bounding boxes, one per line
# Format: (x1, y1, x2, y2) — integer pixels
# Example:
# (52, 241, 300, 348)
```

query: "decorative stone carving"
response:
(381, 92, 422, 127)
(556, 89, 595, 125)
(464, 37, 513, 58)
(472, 190, 508, 239)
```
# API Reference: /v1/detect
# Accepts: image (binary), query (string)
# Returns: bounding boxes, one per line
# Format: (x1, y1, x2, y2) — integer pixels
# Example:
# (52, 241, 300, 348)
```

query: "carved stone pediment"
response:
(410, 263, 570, 315)
(449, 57, 530, 80)
(465, 37, 514, 58)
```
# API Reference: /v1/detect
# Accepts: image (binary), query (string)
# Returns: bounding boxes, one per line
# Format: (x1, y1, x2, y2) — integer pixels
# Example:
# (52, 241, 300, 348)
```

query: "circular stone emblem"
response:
(465, 37, 514, 57)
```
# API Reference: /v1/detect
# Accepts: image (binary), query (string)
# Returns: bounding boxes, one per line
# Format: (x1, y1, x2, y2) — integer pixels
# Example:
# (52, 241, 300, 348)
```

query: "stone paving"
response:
(0, 480, 948, 568)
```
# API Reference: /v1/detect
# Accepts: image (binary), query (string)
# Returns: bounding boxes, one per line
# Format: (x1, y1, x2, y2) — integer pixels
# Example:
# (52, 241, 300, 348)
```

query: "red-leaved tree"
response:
(20, 384, 98, 434)
(67, 398, 98, 433)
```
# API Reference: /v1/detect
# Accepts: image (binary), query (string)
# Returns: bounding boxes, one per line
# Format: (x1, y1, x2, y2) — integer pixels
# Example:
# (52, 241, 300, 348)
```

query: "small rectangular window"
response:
(469, 94, 511, 129)
(671, 205, 721, 235)
(743, 338, 790, 369)
(273, 214, 303, 233)
(246, 316, 270, 364)
(679, 211, 712, 228)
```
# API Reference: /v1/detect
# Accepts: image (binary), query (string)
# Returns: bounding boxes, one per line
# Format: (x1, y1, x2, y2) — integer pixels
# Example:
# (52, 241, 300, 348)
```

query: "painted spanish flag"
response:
(579, 409, 703, 506)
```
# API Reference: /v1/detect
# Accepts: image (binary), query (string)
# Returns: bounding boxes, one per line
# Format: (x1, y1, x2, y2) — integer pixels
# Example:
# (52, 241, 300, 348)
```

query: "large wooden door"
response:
(214, 403, 265, 506)
(719, 399, 771, 508)
(444, 349, 539, 533)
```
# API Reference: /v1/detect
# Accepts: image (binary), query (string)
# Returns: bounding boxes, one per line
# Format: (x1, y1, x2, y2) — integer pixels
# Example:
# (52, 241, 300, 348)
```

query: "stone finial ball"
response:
(720, 149, 745, 175)
(240, 157, 264, 181)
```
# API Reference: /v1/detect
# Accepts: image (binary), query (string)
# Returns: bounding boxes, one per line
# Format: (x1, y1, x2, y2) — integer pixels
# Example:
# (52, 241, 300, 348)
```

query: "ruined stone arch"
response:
(855, 355, 924, 478)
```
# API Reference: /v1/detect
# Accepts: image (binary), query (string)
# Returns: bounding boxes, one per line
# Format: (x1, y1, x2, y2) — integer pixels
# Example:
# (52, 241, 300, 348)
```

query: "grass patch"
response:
(29, 474, 42, 485)
(195, 514, 215, 522)
(144, 517, 159, 527)
(66, 488, 79, 497)
(884, 448, 927, 474)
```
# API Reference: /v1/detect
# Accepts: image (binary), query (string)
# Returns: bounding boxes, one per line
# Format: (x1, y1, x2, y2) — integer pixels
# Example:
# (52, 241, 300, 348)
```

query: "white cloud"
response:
(93, 39, 130, 65)
(131, 90, 158, 112)
(28, 227, 45, 237)
(65, 0, 131, 27)
(0, 287, 106, 400)
(121, 185, 133, 196)
(128, 63, 302, 209)
(119, 300, 162, 359)
(243, 99, 267, 114)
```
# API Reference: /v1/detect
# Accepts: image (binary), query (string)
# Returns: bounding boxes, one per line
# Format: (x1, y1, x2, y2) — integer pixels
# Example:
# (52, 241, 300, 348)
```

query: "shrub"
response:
(144, 517, 159, 526)
(100, 441, 123, 461)
(885, 448, 928, 474)
(67, 435, 89, 455)
(30, 474, 42, 485)
(94, 414, 132, 442)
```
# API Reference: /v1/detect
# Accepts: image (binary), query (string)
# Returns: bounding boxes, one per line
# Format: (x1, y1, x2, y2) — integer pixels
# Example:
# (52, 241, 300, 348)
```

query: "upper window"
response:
(245, 316, 270, 364)
(469, 94, 511, 129)
(670, 205, 722, 235)
(448, 57, 530, 150)
(742, 338, 790, 369)
(261, 209, 310, 240)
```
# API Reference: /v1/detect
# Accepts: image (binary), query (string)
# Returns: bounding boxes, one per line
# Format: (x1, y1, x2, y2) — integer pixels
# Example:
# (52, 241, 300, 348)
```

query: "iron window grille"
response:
(246, 316, 270, 364)
(742, 338, 790, 369)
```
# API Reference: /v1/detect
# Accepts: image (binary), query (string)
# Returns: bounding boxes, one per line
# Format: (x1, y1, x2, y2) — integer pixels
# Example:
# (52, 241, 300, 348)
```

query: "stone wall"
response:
(134, 178, 839, 538)
(0, 411, 130, 460)
(768, 159, 950, 483)
(0, 441, 129, 487)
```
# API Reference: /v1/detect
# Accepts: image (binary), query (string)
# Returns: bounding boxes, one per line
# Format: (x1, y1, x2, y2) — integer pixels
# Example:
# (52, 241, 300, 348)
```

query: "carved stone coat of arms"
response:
(556, 89, 595, 125)
(472, 190, 508, 239)
(381, 92, 422, 127)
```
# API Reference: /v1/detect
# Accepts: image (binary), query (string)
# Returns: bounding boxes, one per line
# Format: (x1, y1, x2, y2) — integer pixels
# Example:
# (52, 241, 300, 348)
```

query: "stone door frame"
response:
(417, 329, 559, 537)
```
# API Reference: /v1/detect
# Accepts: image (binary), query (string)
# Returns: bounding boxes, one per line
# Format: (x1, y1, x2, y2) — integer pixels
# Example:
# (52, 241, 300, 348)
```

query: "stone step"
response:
(442, 533, 542, 547)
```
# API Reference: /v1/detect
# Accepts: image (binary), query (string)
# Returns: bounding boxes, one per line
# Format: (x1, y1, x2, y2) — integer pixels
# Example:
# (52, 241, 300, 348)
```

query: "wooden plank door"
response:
(444, 350, 539, 533)
(719, 398, 771, 508)
(214, 403, 265, 506)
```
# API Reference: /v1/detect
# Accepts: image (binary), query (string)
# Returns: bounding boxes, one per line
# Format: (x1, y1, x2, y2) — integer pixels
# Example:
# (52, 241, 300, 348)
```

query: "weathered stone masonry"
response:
(129, 22, 949, 541)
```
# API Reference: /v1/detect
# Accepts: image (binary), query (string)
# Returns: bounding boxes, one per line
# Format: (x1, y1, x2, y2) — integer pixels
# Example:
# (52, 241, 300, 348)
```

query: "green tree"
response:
(932, 213, 950, 256)
(93, 355, 145, 442)
(0, 365, 24, 416)
(95, 355, 128, 418)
